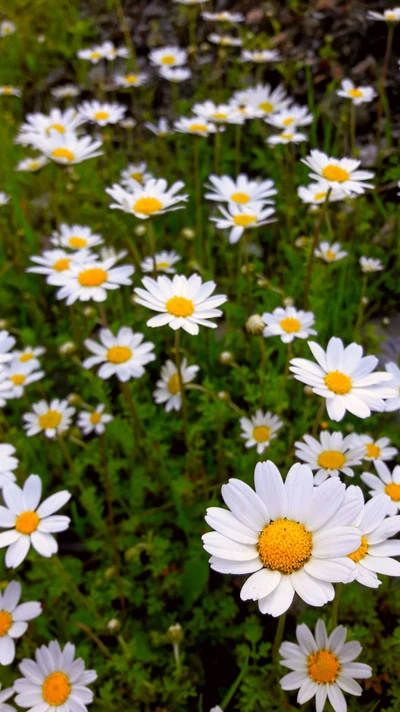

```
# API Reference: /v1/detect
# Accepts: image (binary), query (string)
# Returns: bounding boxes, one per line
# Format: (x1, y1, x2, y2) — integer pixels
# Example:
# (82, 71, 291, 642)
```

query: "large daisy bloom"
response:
(265, 105, 313, 129)
(0, 474, 71, 567)
(353, 434, 398, 463)
(208, 33, 243, 47)
(0, 685, 15, 712)
(192, 100, 244, 124)
(14, 639, 97, 711)
(203, 461, 362, 616)
(279, 619, 372, 710)
(27, 249, 91, 282)
(315, 241, 348, 263)
(141, 250, 181, 274)
(30, 131, 102, 165)
(0, 445, 18, 489)
(153, 358, 199, 412)
(294, 431, 365, 484)
(361, 461, 400, 516)
(384, 361, 400, 412)
(15, 156, 48, 172)
(0, 331, 16, 365)
(289, 337, 396, 421)
(149, 46, 188, 67)
(0, 581, 42, 665)
(267, 131, 307, 145)
(359, 256, 383, 273)
(114, 71, 148, 88)
(120, 162, 153, 187)
(83, 327, 155, 382)
(368, 8, 400, 21)
(77, 100, 126, 126)
(77, 404, 113, 436)
(240, 49, 281, 63)
(202, 11, 243, 21)
(337, 79, 377, 105)
(262, 306, 316, 343)
(174, 117, 218, 136)
(51, 223, 103, 250)
(15, 109, 85, 146)
(205, 174, 276, 205)
(134, 274, 227, 335)
(301, 150, 374, 195)
(210, 202, 276, 244)
(47, 256, 134, 305)
(297, 183, 347, 204)
(23, 399, 75, 439)
(240, 411, 283, 454)
(2, 360, 44, 399)
(233, 83, 290, 116)
(106, 179, 188, 219)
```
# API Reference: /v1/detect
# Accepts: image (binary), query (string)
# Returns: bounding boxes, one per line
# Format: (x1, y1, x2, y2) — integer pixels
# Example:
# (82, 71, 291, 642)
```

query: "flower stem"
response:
(113, 0, 137, 69)
(194, 136, 203, 265)
(376, 25, 394, 159)
(355, 274, 367, 340)
(259, 336, 267, 405)
(174, 329, 188, 448)
(303, 190, 331, 309)
(214, 129, 221, 174)
(221, 652, 249, 710)
(148, 219, 156, 276)
(272, 611, 287, 658)
(350, 101, 356, 157)
(235, 124, 242, 174)
(329, 582, 343, 631)
(311, 399, 326, 436)
(119, 380, 141, 443)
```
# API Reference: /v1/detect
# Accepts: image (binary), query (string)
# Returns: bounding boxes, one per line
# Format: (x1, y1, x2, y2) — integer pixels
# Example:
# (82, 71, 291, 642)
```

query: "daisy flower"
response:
(297, 182, 347, 204)
(359, 256, 383, 273)
(134, 273, 227, 335)
(353, 434, 398, 463)
(173, 117, 218, 136)
(106, 178, 188, 219)
(77, 404, 113, 436)
(265, 105, 314, 129)
(48, 256, 134, 305)
(77, 100, 126, 126)
(77, 44, 106, 63)
(0, 193, 10, 206)
(301, 150, 374, 195)
(159, 66, 191, 82)
(83, 327, 155, 381)
(337, 79, 377, 105)
(0, 331, 16, 365)
(362, 461, 400, 516)
(2, 360, 44, 399)
(368, 8, 400, 21)
(0, 444, 18, 489)
(227, 101, 265, 120)
(149, 46, 188, 67)
(0, 87, 21, 97)
(15, 155, 48, 172)
(202, 11, 244, 21)
(153, 358, 199, 412)
(114, 71, 148, 88)
(203, 461, 362, 616)
(0, 581, 41, 665)
(0, 685, 15, 712)
(262, 306, 316, 343)
(27, 248, 91, 281)
(51, 84, 80, 99)
(11, 346, 45, 369)
(294, 431, 365, 484)
(120, 162, 153, 187)
(0, 21, 16, 37)
(15, 108, 85, 145)
(51, 223, 103, 250)
(23, 399, 75, 439)
(240, 411, 283, 454)
(210, 202, 276, 244)
(0, 374, 14, 407)
(141, 250, 181, 273)
(233, 83, 290, 116)
(144, 118, 172, 137)
(205, 174, 276, 205)
(14, 639, 97, 711)
(120, 118, 136, 130)
(240, 49, 281, 63)
(208, 33, 243, 47)
(0, 474, 71, 567)
(267, 131, 307, 145)
(192, 100, 244, 124)
(99, 246, 127, 262)
(30, 132, 103, 165)
(279, 619, 372, 710)
(290, 336, 396, 421)
(384, 361, 400, 412)
(315, 241, 348, 262)
(99, 40, 130, 61)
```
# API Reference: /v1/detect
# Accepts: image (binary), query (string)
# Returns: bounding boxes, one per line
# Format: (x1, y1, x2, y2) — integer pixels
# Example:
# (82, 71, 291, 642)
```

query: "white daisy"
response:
(1, 360, 44, 399)
(0, 87, 21, 97)
(265, 105, 314, 129)
(48, 256, 134, 305)
(99, 246, 128, 262)
(192, 100, 244, 124)
(120, 161, 153, 187)
(134, 273, 227, 335)
(359, 256, 383, 273)
(0, 581, 41, 665)
(226, 101, 265, 120)
(203, 461, 362, 616)
(77, 44, 106, 63)
(233, 83, 291, 116)
(368, 8, 400, 21)
(51, 223, 103, 250)
(22, 399, 75, 439)
(114, 71, 148, 88)
(0, 684, 15, 712)
(204, 174, 276, 204)
(0, 445, 18, 490)
(315, 241, 348, 262)
(149, 46, 188, 67)
(361, 462, 400, 516)
(240, 49, 281, 63)
(98, 40, 130, 61)
(208, 33, 243, 47)
(51, 84, 80, 99)
(384, 361, 400, 412)
(106, 178, 188, 219)
(297, 182, 348, 204)
(279, 619, 372, 710)
(294, 432, 365, 484)
(27, 248, 92, 281)
(159, 67, 191, 82)
(30, 131, 103, 165)
(15, 108, 85, 146)
(0, 474, 71, 567)
(202, 11, 244, 22)
(14, 639, 97, 711)
(0, 21, 16, 37)
(337, 79, 377, 105)
(15, 155, 49, 172)
(353, 434, 398, 463)
(77, 404, 113, 435)
(173, 117, 218, 136)
(262, 306, 316, 344)
(267, 131, 307, 145)
(240, 411, 283, 454)
(144, 118, 172, 137)
(141, 250, 181, 273)
(301, 150, 374, 195)
(0, 193, 10, 206)
(153, 358, 199, 412)
(210, 202, 276, 244)
(0, 331, 16, 365)
(290, 336, 396, 421)
(120, 118, 136, 130)
(11, 346, 45, 370)
(77, 100, 126, 126)
(83, 327, 155, 382)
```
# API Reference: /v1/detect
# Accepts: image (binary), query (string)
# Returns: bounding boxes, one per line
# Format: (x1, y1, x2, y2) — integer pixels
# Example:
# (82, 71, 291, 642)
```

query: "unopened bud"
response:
(67, 393, 80, 405)
(382, 317, 390, 326)
(219, 351, 233, 364)
(104, 566, 116, 581)
(106, 618, 121, 632)
(167, 623, 183, 644)
(134, 225, 146, 237)
(58, 341, 76, 355)
(0, 319, 8, 329)
(303, 385, 314, 396)
(257, 277, 269, 288)
(361, 296, 369, 306)
(246, 314, 265, 334)
(83, 306, 96, 318)
(320, 421, 329, 430)
(181, 227, 195, 240)
(295, 237, 309, 248)
(283, 297, 294, 307)
(217, 390, 230, 400)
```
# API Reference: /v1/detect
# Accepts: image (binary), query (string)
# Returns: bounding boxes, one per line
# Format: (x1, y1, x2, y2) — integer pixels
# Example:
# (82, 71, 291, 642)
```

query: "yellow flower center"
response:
(189, 123, 208, 132)
(134, 197, 163, 215)
(130, 172, 143, 182)
(10, 374, 26, 386)
(233, 214, 256, 227)
(365, 443, 380, 458)
(281, 133, 293, 140)
(282, 117, 294, 126)
(348, 88, 363, 98)
(47, 123, 65, 134)
(94, 111, 109, 121)
(0, 611, 13, 637)
(30, 161, 40, 170)
(315, 191, 327, 201)
(106, 346, 132, 364)
(385, 483, 400, 502)
(326, 249, 336, 259)
(253, 425, 271, 443)
(38, 410, 62, 430)
(90, 412, 102, 424)
(308, 650, 340, 684)
(20, 353, 33, 362)
(125, 74, 138, 83)
(318, 450, 346, 470)
(213, 113, 228, 119)
(385, 12, 396, 19)
(280, 317, 301, 333)
(68, 236, 87, 248)
(161, 55, 175, 65)
(324, 371, 352, 395)
(322, 165, 350, 182)
(3, 87, 13, 95)
(15, 510, 40, 535)
(259, 101, 273, 112)
(78, 268, 108, 287)
(42, 672, 71, 706)
(156, 261, 170, 269)
(90, 51, 101, 59)
(51, 148, 75, 162)
(166, 296, 195, 318)
(348, 534, 368, 563)
(168, 373, 180, 394)
(53, 258, 71, 271)
(257, 518, 312, 574)
(231, 192, 250, 204)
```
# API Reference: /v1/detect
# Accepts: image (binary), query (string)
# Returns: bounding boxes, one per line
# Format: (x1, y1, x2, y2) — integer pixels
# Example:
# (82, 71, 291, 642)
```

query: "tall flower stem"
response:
(221, 652, 250, 710)
(329, 582, 344, 631)
(113, 0, 137, 69)
(214, 128, 221, 174)
(119, 380, 141, 442)
(272, 611, 287, 658)
(376, 25, 394, 158)
(235, 124, 242, 174)
(355, 274, 367, 339)
(194, 136, 203, 264)
(303, 190, 331, 310)
(350, 102, 356, 157)
(311, 399, 326, 437)
(258, 336, 267, 405)
(148, 219, 157, 275)
(174, 329, 188, 448)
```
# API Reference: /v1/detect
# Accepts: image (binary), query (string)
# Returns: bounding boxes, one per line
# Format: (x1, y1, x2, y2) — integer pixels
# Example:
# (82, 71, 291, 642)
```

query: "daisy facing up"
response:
(47, 256, 134, 305)
(51, 223, 103, 250)
(83, 327, 155, 382)
(204, 174, 276, 205)
(353, 434, 398, 463)
(315, 241, 348, 263)
(15, 108, 85, 146)
(192, 100, 244, 124)
(384, 361, 400, 412)
(114, 71, 148, 88)
(0, 581, 42, 665)
(302, 150, 374, 195)
(106, 178, 188, 219)
(141, 250, 181, 274)
(210, 202, 276, 244)
(153, 358, 199, 412)
(77, 100, 126, 127)
(359, 256, 383, 273)
(23, 399, 75, 439)
(337, 79, 377, 105)
(174, 117, 218, 136)
(262, 306, 316, 344)
(120, 161, 153, 187)
(77, 44, 106, 63)
(1, 360, 44, 399)
(0, 21, 16, 37)
(361, 461, 400, 516)
(294, 431, 365, 484)
(77, 404, 113, 436)
(149, 46, 188, 68)
(297, 182, 347, 205)
(264, 105, 313, 129)
(27, 249, 91, 282)
(30, 131, 103, 165)
(0, 444, 18, 489)
(233, 83, 290, 116)
(240, 411, 283, 454)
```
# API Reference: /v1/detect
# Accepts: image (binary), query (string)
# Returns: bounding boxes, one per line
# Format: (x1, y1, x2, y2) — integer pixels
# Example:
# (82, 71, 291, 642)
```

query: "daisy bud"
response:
(104, 566, 116, 580)
(217, 390, 230, 400)
(345, 423, 355, 432)
(188, 259, 201, 271)
(320, 421, 329, 429)
(106, 618, 121, 632)
(58, 341, 76, 355)
(134, 225, 146, 237)
(303, 385, 314, 396)
(181, 227, 195, 240)
(257, 277, 269, 287)
(83, 306, 96, 318)
(120, 118, 136, 130)
(219, 351, 233, 364)
(362, 296, 369, 306)
(0, 319, 8, 329)
(66, 182, 74, 192)
(167, 623, 183, 644)
(295, 237, 309, 248)
(241, 263, 254, 274)
(283, 296, 294, 307)
(382, 317, 390, 326)
(246, 314, 265, 334)
(67, 393, 81, 405)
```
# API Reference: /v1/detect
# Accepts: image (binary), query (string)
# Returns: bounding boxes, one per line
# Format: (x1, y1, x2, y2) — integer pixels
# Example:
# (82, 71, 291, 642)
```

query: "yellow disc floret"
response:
(326, 249, 336, 260)
(10, 374, 26, 386)
(385, 483, 400, 502)
(324, 371, 352, 395)
(259, 102, 273, 113)
(53, 258, 71, 272)
(0, 610, 13, 637)
(166, 296, 194, 318)
(348, 534, 368, 563)
(134, 197, 163, 215)
(253, 425, 271, 443)
(69, 236, 87, 248)
(38, 411, 62, 430)
(106, 346, 132, 364)
(78, 268, 108, 287)
(20, 353, 33, 362)
(308, 650, 340, 684)
(42, 672, 71, 706)
(189, 123, 208, 132)
(322, 165, 350, 182)
(51, 148, 75, 162)
(280, 317, 301, 333)
(365, 443, 380, 459)
(94, 111, 109, 121)
(168, 373, 180, 395)
(233, 215, 256, 227)
(257, 518, 312, 574)
(318, 450, 346, 470)
(15, 510, 40, 535)
(90, 412, 102, 424)
(348, 88, 363, 98)
(161, 55, 175, 65)
(47, 123, 65, 134)
(230, 192, 250, 204)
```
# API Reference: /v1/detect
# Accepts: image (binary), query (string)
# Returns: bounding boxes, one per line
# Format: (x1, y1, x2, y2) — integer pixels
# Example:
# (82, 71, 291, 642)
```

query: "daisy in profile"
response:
(210, 202, 276, 244)
(14, 640, 97, 711)
(77, 404, 113, 436)
(240, 411, 283, 454)
(0, 192, 10, 206)
(51, 223, 103, 250)
(15, 156, 48, 172)
(121, 118, 136, 130)
(0, 581, 42, 665)
(114, 71, 148, 88)
(31, 132, 103, 165)
(362, 462, 400, 516)
(240, 49, 281, 63)
(77, 44, 106, 62)
(149, 46, 188, 67)
(0, 474, 71, 567)
(0, 86, 21, 97)
(159, 66, 191, 82)
(120, 161, 153, 186)
(0, 685, 15, 711)
(262, 306, 316, 343)
(265, 105, 314, 129)
(192, 100, 244, 124)
(337, 79, 377, 105)
(141, 250, 181, 273)
(77, 100, 126, 126)
(15, 108, 85, 145)
(384, 362, 400, 411)
(134, 274, 227, 335)
(2, 360, 44, 399)
(205, 174, 276, 205)
(297, 182, 347, 204)
(174, 117, 218, 136)
(99, 246, 127, 262)
(353, 434, 398, 463)
(279, 619, 372, 710)
(294, 431, 365, 484)
(0, 331, 16, 364)
(203, 461, 361, 617)
(51, 84, 80, 99)
(302, 150, 374, 195)
(202, 10, 244, 21)
(153, 358, 199, 412)
(11, 346, 45, 369)
(233, 84, 290, 116)
(0, 444, 18, 489)
(290, 336, 395, 421)
(267, 131, 307, 145)
(99, 40, 130, 61)
(83, 327, 155, 381)
(368, 8, 400, 21)
(144, 118, 172, 137)
(0, 21, 16, 37)
(23, 399, 75, 439)
(360, 256, 383, 273)
(208, 33, 243, 47)
(48, 255, 134, 305)
(27, 249, 91, 281)
(106, 178, 188, 218)
(315, 241, 348, 262)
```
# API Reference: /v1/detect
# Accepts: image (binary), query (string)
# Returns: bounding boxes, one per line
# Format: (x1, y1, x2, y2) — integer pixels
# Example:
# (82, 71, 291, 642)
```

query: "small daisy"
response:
(30, 132, 103, 165)
(0, 21, 16, 37)
(290, 336, 396, 421)
(0, 684, 15, 712)
(14, 639, 97, 711)
(210, 202, 276, 244)
(120, 162, 153, 187)
(294, 431, 365, 484)
(240, 410, 283, 454)
(315, 241, 348, 262)
(16, 108, 85, 145)
(0, 87, 21, 97)
(302, 150, 374, 195)
(141, 250, 181, 273)
(297, 182, 348, 204)
(77, 404, 113, 436)
(233, 84, 291, 116)
(227, 101, 265, 120)
(0, 444, 18, 489)
(48, 256, 134, 305)
(120, 118, 136, 130)
(354, 434, 398, 463)
(0, 331, 16, 365)
(360, 256, 383, 273)
(77, 100, 126, 127)
(2, 361, 44, 399)
(240, 49, 281, 63)
(15, 156, 49, 172)
(77, 44, 106, 63)
(83, 327, 155, 382)
(384, 362, 400, 412)
(149, 46, 188, 68)
(0, 474, 71, 567)
(265, 105, 314, 129)
(205, 174, 276, 205)
(51, 84, 80, 99)
(368, 8, 400, 21)
(279, 619, 372, 711)
(202, 11, 244, 22)
(262, 306, 316, 344)
(114, 71, 148, 88)
(144, 118, 172, 137)
(99, 40, 130, 61)
(192, 100, 244, 124)
(337, 79, 377, 105)
(99, 246, 128, 262)
(267, 131, 307, 145)
(106, 178, 188, 219)
(153, 358, 199, 412)
(23, 400, 75, 439)
(134, 273, 227, 335)
(11, 346, 45, 369)
(0, 581, 41, 665)
(51, 223, 103, 250)
(27, 248, 91, 281)
(174, 117, 218, 136)
(208, 33, 243, 47)
(159, 66, 191, 82)
(362, 462, 400, 516)
(0, 193, 10, 206)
